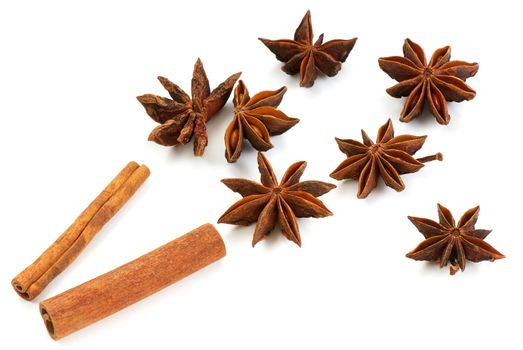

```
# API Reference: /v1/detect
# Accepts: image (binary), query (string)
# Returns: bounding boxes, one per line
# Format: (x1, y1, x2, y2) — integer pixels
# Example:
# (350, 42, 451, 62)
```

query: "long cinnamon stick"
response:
(39, 223, 226, 340)
(12, 161, 150, 300)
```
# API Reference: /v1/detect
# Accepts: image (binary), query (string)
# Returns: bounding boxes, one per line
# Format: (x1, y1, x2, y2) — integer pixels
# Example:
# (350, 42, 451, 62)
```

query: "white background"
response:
(1, 0, 521, 348)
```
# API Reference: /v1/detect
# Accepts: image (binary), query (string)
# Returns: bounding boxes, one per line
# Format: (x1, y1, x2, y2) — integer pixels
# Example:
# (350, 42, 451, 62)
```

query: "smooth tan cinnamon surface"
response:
(12, 161, 150, 300)
(39, 223, 226, 340)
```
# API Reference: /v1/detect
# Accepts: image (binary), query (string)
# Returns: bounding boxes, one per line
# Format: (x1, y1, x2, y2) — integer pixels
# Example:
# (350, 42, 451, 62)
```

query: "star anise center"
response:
(368, 143, 383, 155)
(450, 228, 461, 237)
(272, 186, 283, 194)
(422, 67, 434, 79)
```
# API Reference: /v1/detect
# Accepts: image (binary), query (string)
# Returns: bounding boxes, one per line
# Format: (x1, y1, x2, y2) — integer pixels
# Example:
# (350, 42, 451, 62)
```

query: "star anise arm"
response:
(193, 117, 208, 156)
(376, 119, 395, 143)
(312, 50, 342, 77)
(357, 158, 378, 199)
(258, 38, 306, 62)
(294, 10, 313, 44)
(241, 114, 273, 151)
(457, 206, 480, 230)
(318, 38, 357, 63)
(280, 161, 306, 187)
(431, 75, 476, 102)
(330, 154, 369, 181)
(378, 56, 421, 81)
(245, 86, 287, 109)
(148, 117, 188, 146)
(408, 216, 448, 238)
(450, 239, 465, 274)
(436, 61, 479, 80)
(191, 58, 211, 112)
(400, 80, 427, 122)
(246, 107, 299, 135)
(157, 76, 191, 103)
(286, 181, 336, 197)
(403, 38, 427, 68)
(257, 152, 278, 187)
(380, 150, 424, 175)
(437, 204, 456, 228)
(461, 235, 505, 262)
(406, 235, 451, 262)
(282, 191, 333, 218)
(375, 157, 405, 192)
(385, 76, 422, 98)
(136, 95, 190, 124)
(217, 194, 271, 225)
(221, 178, 271, 197)
(334, 138, 368, 156)
(384, 134, 427, 155)
(224, 116, 244, 163)
(252, 195, 278, 247)
(468, 229, 492, 239)
(204, 71, 241, 121)
(300, 52, 317, 87)
(428, 46, 451, 68)
(425, 82, 450, 125)
(277, 197, 302, 246)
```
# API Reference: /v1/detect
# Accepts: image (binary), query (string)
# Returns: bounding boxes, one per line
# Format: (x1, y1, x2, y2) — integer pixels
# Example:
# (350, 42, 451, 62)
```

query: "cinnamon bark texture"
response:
(12, 161, 150, 300)
(39, 224, 226, 340)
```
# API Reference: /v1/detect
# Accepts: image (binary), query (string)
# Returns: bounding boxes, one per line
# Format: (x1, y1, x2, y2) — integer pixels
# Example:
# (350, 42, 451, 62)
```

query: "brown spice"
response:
(137, 58, 241, 156)
(259, 10, 357, 87)
(330, 119, 442, 198)
(39, 223, 226, 340)
(218, 152, 335, 246)
(406, 204, 505, 275)
(225, 80, 299, 162)
(378, 39, 478, 124)
(12, 161, 150, 300)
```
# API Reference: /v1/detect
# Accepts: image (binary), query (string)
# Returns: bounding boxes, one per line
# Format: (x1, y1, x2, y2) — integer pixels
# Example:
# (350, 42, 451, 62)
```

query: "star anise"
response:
(378, 39, 478, 125)
(259, 10, 357, 88)
(330, 119, 442, 199)
(406, 204, 505, 275)
(225, 80, 299, 163)
(137, 58, 241, 156)
(218, 152, 336, 247)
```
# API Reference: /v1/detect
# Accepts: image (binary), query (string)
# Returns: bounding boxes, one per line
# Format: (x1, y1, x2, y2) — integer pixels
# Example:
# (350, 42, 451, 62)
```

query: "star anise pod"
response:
(218, 152, 336, 247)
(137, 58, 241, 156)
(259, 10, 357, 88)
(406, 204, 505, 275)
(378, 39, 478, 125)
(224, 80, 299, 163)
(330, 119, 442, 199)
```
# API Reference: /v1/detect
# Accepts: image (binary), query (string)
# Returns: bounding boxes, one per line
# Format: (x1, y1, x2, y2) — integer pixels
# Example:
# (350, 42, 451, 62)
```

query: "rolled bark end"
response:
(39, 223, 226, 340)
(40, 306, 56, 339)
(12, 281, 31, 300)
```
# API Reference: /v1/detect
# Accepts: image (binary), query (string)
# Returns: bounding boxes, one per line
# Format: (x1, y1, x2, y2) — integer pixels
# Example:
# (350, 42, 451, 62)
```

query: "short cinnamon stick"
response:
(39, 223, 226, 340)
(12, 161, 150, 300)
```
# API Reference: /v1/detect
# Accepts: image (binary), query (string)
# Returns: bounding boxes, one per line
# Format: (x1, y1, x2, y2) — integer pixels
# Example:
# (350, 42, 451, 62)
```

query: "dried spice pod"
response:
(259, 10, 357, 87)
(218, 152, 336, 247)
(379, 39, 478, 124)
(137, 58, 241, 156)
(225, 80, 299, 162)
(406, 204, 505, 275)
(330, 119, 442, 198)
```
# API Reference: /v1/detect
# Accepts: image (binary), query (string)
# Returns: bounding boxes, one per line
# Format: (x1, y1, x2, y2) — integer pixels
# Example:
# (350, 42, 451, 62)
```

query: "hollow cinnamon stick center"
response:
(12, 161, 150, 300)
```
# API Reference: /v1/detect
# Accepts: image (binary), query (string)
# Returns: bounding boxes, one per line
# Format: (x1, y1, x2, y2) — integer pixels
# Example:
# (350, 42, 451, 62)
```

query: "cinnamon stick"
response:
(12, 161, 150, 300)
(39, 223, 226, 340)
